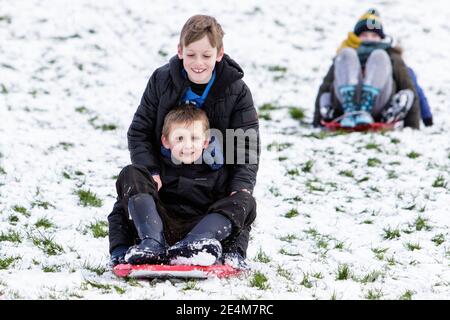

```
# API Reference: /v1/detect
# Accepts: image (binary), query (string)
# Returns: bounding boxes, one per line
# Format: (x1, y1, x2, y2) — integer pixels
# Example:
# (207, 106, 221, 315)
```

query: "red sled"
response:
(321, 120, 397, 132)
(113, 263, 241, 279)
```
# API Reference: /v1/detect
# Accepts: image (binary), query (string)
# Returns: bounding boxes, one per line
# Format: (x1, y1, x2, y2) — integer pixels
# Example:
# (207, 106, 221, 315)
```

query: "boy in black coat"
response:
(108, 15, 259, 268)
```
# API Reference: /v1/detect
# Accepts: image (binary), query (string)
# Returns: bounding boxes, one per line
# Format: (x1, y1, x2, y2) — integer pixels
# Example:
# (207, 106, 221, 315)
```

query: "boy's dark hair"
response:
(162, 105, 210, 138)
(179, 15, 225, 52)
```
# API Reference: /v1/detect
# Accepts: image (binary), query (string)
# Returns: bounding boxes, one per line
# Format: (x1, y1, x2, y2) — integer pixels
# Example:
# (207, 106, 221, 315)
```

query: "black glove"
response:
(423, 117, 433, 127)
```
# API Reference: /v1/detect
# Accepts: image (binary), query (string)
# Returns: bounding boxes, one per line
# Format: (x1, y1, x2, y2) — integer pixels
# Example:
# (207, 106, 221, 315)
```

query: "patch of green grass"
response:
(35, 217, 55, 229)
(30, 232, 64, 256)
(432, 175, 447, 188)
(82, 280, 112, 292)
(431, 233, 445, 246)
(334, 241, 345, 250)
(8, 215, 19, 225)
(289, 107, 305, 121)
(279, 248, 301, 256)
(387, 170, 398, 179)
(267, 142, 292, 152)
(0, 230, 22, 243)
(336, 264, 351, 280)
(268, 186, 281, 197)
(1, 83, 9, 94)
(360, 271, 382, 284)
(100, 124, 117, 131)
(407, 151, 421, 159)
(383, 227, 401, 240)
(255, 248, 271, 263)
(366, 289, 383, 300)
(386, 256, 397, 266)
(362, 219, 373, 225)
(279, 234, 298, 243)
(305, 179, 325, 192)
(76, 189, 103, 207)
(400, 290, 414, 300)
(284, 208, 299, 219)
(249, 272, 270, 290)
(276, 266, 292, 281)
(302, 160, 314, 173)
(312, 272, 323, 279)
(402, 203, 416, 211)
(356, 177, 370, 183)
(0, 166, 6, 175)
(259, 103, 278, 111)
(258, 112, 272, 121)
(305, 228, 319, 238)
(367, 158, 382, 167)
(365, 142, 381, 152)
(300, 273, 313, 288)
(316, 238, 329, 249)
(31, 200, 55, 210)
(390, 137, 401, 144)
(287, 168, 299, 176)
(414, 216, 432, 231)
(12, 205, 29, 217)
(267, 65, 287, 73)
(405, 242, 421, 251)
(0, 256, 20, 270)
(75, 106, 88, 113)
(87, 220, 108, 238)
(42, 265, 62, 273)
(158, 48, 168, 57)
(83, 261, 106, 276)
(339, 170, 354, 178)
(372, 247, 389, 260)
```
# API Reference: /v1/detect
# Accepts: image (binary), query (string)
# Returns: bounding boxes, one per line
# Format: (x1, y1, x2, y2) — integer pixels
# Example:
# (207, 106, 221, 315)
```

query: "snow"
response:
(1, 0, 450, 300)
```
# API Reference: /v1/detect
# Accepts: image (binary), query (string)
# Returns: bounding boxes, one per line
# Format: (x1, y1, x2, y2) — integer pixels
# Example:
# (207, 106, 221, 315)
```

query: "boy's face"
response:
(359, 31, 382, 42)
(178, 35, 224, 84)
(161, 120, 209, 164)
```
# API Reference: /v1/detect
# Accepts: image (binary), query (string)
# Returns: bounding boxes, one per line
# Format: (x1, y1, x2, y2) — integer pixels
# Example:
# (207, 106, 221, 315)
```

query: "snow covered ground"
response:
(1, 0, 449, 299)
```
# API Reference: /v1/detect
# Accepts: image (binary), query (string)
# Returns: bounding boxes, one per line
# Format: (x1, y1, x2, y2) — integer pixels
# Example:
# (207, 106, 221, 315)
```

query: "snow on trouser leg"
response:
(168, 213, 231, 266)
(168, 238, 223, 266)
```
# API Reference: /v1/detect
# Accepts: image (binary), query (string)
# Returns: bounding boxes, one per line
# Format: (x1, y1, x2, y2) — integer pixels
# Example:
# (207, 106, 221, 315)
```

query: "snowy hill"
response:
(0, 0, 449, 299)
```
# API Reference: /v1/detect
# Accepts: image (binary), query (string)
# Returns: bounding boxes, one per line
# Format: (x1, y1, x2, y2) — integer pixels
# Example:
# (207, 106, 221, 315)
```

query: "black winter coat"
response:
(127, 54, 260, 194)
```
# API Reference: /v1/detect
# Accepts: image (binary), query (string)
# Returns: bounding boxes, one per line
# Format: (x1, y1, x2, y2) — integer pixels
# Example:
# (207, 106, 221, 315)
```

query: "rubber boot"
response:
(124, 193, 167, 265)
(338, 85, 358, 128)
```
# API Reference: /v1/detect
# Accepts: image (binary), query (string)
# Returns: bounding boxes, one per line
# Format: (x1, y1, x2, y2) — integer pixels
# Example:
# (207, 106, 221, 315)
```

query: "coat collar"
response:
(168, 54, 244, 99)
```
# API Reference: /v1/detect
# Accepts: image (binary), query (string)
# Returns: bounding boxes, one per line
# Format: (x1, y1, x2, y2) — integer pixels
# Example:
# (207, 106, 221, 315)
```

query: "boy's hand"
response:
(230, 189, 250, 196)
(152, 174, 162, 191)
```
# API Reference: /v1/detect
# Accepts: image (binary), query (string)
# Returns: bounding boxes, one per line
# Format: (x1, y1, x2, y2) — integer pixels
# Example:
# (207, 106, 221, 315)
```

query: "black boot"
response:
(168, 213, 232, 266)
(124, 193, 167, 265)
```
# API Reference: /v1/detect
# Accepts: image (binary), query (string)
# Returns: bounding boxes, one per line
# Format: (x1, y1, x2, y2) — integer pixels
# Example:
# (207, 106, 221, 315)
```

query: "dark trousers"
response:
(107, 164, 257, 258)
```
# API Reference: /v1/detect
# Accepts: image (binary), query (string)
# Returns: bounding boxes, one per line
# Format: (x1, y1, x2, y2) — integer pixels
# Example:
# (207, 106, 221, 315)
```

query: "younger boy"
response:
(110, 105, 256, 267)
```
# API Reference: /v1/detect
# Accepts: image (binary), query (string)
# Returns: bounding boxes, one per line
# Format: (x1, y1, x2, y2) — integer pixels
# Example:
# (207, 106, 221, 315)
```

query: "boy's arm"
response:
(228, 83, 259, 194)
(127, 72, 161, 173)
(407, 67, 433, 126)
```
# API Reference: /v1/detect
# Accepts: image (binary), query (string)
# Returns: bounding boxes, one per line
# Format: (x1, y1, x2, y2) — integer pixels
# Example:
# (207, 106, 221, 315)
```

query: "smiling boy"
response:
(108, 15, 259, 268)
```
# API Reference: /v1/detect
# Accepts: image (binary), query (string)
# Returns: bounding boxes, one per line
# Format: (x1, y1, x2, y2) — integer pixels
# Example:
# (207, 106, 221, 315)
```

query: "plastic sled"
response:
(113, 263, 241, 279)
(321, 120, 397, 132)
